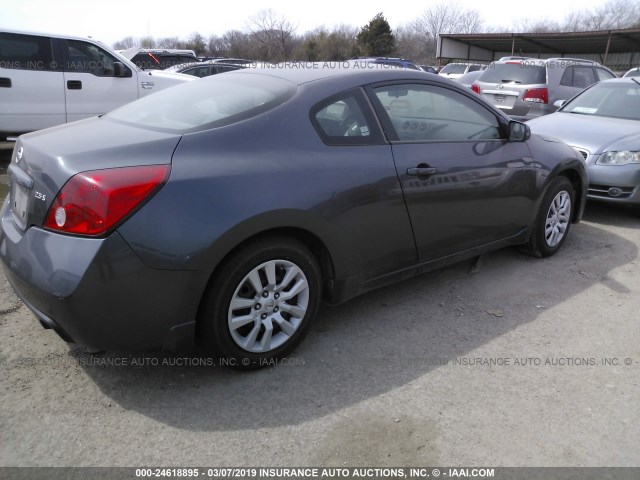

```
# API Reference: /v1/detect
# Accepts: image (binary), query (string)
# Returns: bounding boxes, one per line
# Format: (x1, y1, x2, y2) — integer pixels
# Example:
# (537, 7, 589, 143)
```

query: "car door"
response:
(310, 88, 417, 279)
(60, 38, 138, 122)
(0, 32, 65, 135)
(367, 82, 537, 263)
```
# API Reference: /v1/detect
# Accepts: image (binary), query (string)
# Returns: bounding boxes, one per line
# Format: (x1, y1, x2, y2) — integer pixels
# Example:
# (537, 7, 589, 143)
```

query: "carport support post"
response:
(511, 35, 515, 56)
(604, 30, 612, 67)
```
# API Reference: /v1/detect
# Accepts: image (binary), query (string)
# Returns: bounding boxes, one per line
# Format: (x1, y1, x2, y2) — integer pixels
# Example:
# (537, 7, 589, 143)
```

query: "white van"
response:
(0, 29, 195, 140)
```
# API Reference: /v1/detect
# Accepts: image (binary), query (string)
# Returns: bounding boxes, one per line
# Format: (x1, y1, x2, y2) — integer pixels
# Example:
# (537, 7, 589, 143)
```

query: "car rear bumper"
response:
(0, 198, 209, 351)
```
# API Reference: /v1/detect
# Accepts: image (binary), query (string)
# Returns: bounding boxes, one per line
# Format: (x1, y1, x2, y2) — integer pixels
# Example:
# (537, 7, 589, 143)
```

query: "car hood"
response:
(528, 112, 640, 154)
(139, 69, 195, 83)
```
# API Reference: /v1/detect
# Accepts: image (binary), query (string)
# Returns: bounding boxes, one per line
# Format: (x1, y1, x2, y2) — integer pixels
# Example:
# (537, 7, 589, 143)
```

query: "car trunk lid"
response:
(6, 116, 181, 233)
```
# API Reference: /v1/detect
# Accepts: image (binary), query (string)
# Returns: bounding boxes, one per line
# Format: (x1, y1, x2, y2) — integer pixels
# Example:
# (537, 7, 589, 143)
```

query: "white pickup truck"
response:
(0, 29, 194, 141)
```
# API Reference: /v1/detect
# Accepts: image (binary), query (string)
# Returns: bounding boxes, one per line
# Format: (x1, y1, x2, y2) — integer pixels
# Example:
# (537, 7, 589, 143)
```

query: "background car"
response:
(351, 57, 420, 70)
(438, 63, 485, 79)
(528, 77, 640, 212)
(623, 67, 640, 78)
(120, 48, 198, 70)
(1, 66, 586, 367)
(165, 60, 247, 77)
(419, 65, 439, 74)
(455, 70, 485, 89)
(0, 29, 194, 141)
(472, 57, 616, 121)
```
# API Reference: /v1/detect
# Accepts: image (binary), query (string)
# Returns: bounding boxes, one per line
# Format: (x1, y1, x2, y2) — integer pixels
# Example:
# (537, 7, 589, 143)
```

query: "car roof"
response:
(220, 63, 444, 87)
(1, 27, 104, 43)
(599, 77, 640, 84)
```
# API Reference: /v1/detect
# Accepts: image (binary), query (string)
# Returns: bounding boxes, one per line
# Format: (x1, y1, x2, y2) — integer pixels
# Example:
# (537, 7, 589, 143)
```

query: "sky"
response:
(1, 0, 612, 47)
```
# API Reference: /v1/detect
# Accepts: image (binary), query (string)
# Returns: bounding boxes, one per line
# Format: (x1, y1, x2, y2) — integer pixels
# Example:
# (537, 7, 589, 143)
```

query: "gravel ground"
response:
(0, 174, 639, 467)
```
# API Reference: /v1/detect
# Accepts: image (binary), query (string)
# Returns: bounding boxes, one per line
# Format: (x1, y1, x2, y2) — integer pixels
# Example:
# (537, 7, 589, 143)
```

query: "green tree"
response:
(357, 13, 395, 57)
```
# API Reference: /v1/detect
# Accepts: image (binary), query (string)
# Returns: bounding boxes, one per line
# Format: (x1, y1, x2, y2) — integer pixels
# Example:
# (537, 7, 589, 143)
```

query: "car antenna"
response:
(632, 78, 640, 87)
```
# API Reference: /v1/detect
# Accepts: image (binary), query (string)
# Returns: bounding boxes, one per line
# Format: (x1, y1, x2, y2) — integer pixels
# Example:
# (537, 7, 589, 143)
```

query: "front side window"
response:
(66, 40, 117, 76)
(0, 32, 55, 71)
(372, 84, 501, 142)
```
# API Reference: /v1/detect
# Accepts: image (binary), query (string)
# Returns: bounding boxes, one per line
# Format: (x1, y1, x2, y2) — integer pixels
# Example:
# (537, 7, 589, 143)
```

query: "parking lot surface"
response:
(0, 145, 638, 466)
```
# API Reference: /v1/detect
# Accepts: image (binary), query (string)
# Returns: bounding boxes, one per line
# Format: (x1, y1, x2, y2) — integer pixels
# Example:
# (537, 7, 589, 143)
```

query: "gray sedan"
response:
(1, 65, 587, 367)
(528, 78, 640, 211)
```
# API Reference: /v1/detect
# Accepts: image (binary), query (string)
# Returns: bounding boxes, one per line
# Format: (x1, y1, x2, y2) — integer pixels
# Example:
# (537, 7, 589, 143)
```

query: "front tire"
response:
(199, 236, 322, 368)
(523, 177, 574, 258)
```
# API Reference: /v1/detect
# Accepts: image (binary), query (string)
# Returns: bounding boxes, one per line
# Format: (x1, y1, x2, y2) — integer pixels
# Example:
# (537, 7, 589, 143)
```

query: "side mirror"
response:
(113, 62, 130, 78)
(553, 99, 566, 108)
(509, 121, 530, 142)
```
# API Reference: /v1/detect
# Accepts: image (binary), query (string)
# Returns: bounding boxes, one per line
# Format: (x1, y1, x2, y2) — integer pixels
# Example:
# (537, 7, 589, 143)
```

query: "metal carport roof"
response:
(437, 28, 640, 70)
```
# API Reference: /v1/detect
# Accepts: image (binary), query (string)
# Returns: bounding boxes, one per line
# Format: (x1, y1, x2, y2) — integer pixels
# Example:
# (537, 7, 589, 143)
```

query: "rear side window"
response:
(479, 63, 546, 84)
(107, 73, 296, 133)
(561, 66, 599, 88)
(0, 32, 55, 71)
(595, 67, 615, 81)
(311, 90, 381, 146)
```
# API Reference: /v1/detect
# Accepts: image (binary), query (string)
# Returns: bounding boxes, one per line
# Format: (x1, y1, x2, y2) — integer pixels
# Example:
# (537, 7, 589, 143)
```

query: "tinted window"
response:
(132, 53, 196, 70)
(373, 84, 500, 142)
(183, 66, 211, 77)
(66, 40, 118, 76)
(571, 67, 596, 88)
(108, 73, 296, 132)
(0, 32, 55, 71)
(312, 91, 379, 146)
(479, 63, 546, 84)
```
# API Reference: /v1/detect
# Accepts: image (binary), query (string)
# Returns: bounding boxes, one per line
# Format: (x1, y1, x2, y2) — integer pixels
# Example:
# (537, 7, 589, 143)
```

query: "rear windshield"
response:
(478, 63, 546, 84)
(132, 53, 197, 70)
(107, 73, 297, 133)
(440, 64, 466, 74)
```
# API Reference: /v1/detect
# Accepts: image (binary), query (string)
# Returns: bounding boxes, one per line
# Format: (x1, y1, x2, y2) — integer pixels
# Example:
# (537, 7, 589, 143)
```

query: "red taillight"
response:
(44, 165, 170, 236)
(523, 87, 548, 104)
(471, 83, 481, 94)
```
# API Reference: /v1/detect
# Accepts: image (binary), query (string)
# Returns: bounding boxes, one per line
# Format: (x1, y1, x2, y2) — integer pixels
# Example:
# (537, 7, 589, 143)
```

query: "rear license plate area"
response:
(11, 183, 30, 229)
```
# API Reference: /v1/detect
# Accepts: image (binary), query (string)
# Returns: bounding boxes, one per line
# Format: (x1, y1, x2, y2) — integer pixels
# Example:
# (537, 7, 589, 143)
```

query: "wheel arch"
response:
(554, 166, 587, 223)
(195, 226, 337, 335)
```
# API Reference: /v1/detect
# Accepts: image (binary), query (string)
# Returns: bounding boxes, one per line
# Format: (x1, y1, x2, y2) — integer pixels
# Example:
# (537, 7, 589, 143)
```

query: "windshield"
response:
(107, 73, 297, 133)
(478, 63, 546, 84)
(562, 81, 640, 121)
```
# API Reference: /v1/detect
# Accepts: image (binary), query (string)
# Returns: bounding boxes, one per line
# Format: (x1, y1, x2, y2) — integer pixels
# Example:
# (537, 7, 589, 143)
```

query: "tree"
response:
(357, 13, 395, 57)
(247, 9, 296, 61)
(139, 36, 155, 49)
(113, 36, 135, 50)
(185, 32, 207, 56)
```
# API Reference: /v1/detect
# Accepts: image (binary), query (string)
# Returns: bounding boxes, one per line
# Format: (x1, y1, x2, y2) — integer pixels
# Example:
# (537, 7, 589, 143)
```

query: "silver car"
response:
(472, 58, 616, 121)
(528, 78, 640, 211)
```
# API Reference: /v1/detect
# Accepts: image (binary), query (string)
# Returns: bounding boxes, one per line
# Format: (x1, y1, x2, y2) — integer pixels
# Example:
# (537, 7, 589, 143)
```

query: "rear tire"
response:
(522, 177, 574, 258)
(199, 236, 322, 369)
